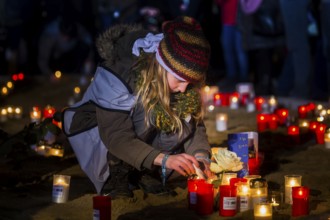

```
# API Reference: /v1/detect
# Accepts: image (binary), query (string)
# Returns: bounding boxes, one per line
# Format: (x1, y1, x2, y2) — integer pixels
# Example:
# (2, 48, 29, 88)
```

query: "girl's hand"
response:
(157, 153, 199, 176)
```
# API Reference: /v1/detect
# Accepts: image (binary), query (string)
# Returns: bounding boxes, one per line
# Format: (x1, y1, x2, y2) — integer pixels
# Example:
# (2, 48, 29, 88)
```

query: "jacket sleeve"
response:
(184, 121, 211, 157)
(96, 106, 161, 170)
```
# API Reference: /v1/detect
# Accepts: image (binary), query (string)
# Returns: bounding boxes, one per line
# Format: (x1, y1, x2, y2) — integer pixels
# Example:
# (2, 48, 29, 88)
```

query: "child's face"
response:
(166, 72, 189, 93)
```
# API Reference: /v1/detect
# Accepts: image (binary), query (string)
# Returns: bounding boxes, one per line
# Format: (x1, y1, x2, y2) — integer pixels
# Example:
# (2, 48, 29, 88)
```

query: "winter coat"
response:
(62, 24, 211, 193)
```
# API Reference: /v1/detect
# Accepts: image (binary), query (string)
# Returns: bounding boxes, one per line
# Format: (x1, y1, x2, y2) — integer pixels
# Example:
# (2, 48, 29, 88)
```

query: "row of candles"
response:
(187, 174, 309, 218)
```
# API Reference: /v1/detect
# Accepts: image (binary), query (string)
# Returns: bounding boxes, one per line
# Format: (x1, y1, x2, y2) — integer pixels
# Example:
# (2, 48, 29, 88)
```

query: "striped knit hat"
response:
(156, 16, 211, 83)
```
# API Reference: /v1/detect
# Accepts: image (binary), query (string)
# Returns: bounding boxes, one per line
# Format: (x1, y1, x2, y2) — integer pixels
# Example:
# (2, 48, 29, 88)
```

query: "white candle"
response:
(30, 106, 41, 123)
(221, 172, 237, 185)
(254, 202, 272, 220)
(268, 96, 277, 113)
(14, 107, 23, 119)
(216, 113, 228, 132)
(230, 96, 239, 109)
(284, 175, 302, 204)
(52, 175, 71, 203)
(237, 182, 250, 212)
(0, 108, 7, 122)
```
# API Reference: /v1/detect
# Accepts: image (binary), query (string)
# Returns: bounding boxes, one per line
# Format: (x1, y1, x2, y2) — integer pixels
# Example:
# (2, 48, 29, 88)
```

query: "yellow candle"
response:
(284, 175, 302, 204)
(52, 175, 71, 203)
(254, 202, 272, 220)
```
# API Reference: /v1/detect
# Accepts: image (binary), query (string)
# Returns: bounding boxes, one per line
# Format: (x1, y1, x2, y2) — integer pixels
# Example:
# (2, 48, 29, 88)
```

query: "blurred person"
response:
(238, 0, 286, 96)
(276, 0, 312, 99)
(215, 0, 249, 92)
(37, 16, 95, 80)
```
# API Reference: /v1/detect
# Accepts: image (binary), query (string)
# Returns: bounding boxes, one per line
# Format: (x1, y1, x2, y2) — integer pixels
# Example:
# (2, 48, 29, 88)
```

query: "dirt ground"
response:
(0, 75, 330, 220)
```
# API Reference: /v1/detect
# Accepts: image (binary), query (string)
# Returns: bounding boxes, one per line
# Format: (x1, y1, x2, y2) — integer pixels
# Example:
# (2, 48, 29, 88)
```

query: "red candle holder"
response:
(298, 105, 308, 119)
(43, 105, 56, 119)
(219, 185, 237, 217)
(257, 114, 269, 132)
(315, 123, 327, 144)
(214, 93, 221, 107)
(240, 93, 250, 106)
(288, 125, 300, 145)
(219, 93, 230, 107)
(196, 181, 214, 216)
(229, 178, 247, 195)
(292, 186, 309, 217)
(93, 195, 111, 220)
(268, 114, 278, 130)
(254, 97, 265, 111)
(275, 108, 289, 126)
(187, 178, 205, 210)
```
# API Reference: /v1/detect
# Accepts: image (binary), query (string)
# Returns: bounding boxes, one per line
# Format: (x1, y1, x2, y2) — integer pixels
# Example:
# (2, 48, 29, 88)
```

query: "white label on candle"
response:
(93, 209, 100, 220)
(53, 185, 64, 197)
(238, 196, 249, 212)
(189, 192, 197, 204)
(223, 197, 237, 210)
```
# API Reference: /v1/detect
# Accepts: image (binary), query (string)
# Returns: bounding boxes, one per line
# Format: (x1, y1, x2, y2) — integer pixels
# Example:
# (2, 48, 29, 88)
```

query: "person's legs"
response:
(221, 25, 237, 80)
(279, 0, 311, 99)
(234, 27, 249, 82)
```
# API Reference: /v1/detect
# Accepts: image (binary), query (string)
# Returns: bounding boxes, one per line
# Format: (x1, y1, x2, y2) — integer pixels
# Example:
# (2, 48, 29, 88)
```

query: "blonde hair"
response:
(134, 54, 204, 136)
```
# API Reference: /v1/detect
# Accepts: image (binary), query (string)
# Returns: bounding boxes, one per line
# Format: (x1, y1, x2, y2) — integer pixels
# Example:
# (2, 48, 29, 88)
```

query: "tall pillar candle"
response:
(93, 195, 111, 220)
(292, 186, 309, 217)
(236, 182, 250, 212)
(219, 185, 237, 217)
(187, 178, 205, 210)
(196, 181, 214, 216)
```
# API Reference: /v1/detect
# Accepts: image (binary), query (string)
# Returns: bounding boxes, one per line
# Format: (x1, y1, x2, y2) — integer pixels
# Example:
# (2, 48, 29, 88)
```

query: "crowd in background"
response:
(0, 0, 329, 101)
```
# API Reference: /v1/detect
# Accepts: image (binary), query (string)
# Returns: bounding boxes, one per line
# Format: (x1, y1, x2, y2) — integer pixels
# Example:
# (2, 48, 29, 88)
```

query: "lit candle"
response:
(216, 113, 228, 132)
(6, 106, 14, 119)
(201, 86, 219, 106)
(48, 144, 64, 157)
(324, 128, 330, 149)
(52, 174, 71, 203)
(298, 105, 308, 118)
(187, 178, 205, 210)
(219, 185, 237, 217)
(230, 95, 239, 109)
(292, 186, 309, 217)
(257, 114, 268, 132)
(269, 191, 282, 212)
(287, 125, 300, 144)
(284, 175, 302, 204)
(218, 93, 230, 107)
(268, 114, 278, 130)
(236, 182, 250, 212)
(0, 108, 7, 122)
(14, 106, 23, 119)
(275, 108, 289, 126)
(246, 99, 256, 112)
(250, 178, 268, 207)
(30, 106, 41, 123)
(196, 181, 214, 216)
(43, 105, 56, 119)
(254, 202, 272, 220)
(315, 123, 327, 144)
(221, 172, 237, 185)
(254, 97, 265, 111)
(268, 96, 277, 113)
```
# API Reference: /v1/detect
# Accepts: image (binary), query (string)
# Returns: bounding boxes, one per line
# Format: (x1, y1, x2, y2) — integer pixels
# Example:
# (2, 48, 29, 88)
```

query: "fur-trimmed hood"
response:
(95, 24, 151, 72)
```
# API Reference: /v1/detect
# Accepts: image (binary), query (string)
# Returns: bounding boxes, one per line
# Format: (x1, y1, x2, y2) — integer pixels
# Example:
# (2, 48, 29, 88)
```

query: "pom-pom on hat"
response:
(156, 16, 211, 83)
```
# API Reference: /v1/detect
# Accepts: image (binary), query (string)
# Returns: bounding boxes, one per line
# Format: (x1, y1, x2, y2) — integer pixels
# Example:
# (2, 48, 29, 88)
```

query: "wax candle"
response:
(315, 123, 327, 144)
(250, 178, 268, 207)
(284, 175, 302, 204)
(254, 97, 265, 111)
(236, 182, 250, 212)
(220, 93, 231, 107)
(268, 114, 278, 130)
(52, 174, 71, 203)
(14, 106, 23, 119)
(48, 144, 64, 157)
(325, 129, 330, 149)
(43, 105, 56, 119)
(275, 108, 289, 126)
(30, 106, 42, 123)
(213, 93, 221, 107)
(230, 95, 239, 109)
(292, 186, 309, 217)
(201, 86, 219, 106)
(221, 173, 237, 185)
(269, 191, 283, 212)
(219, 185, 237, 217)
(298, 105, 308, 118)
(93, 195, 111, 220)
(0, 108, 7, 122)
(257, 114, 268, 132)
(196, 181, 214, 216)
(268, 96, 277, 113)
(187, 178, 205, 210)
(216, 113, 228, 132)
(246, 99, 256, 112)
(287, 125, 300, 145)
(254, 202, 272, 220)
